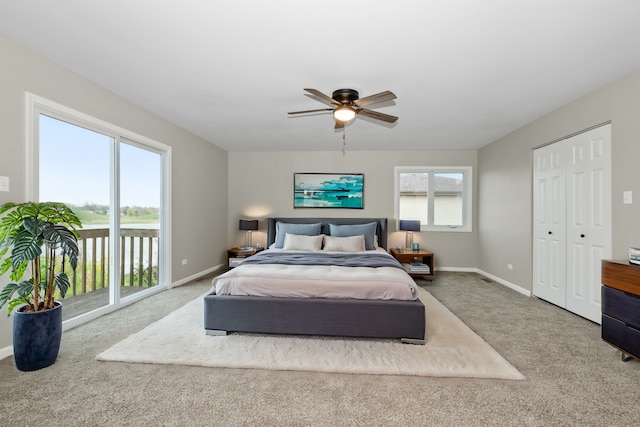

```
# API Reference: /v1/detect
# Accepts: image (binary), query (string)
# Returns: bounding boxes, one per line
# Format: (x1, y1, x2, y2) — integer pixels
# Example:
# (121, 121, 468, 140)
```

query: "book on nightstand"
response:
(402, 263, 431, 274)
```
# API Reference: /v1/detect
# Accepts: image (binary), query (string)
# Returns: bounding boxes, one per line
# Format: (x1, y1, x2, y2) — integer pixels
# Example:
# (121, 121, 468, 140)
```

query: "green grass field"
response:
(72, 204, 159, 225)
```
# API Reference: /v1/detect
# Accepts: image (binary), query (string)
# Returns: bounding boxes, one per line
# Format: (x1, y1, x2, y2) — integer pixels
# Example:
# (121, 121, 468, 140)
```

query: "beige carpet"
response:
(96, 288, 524, 380)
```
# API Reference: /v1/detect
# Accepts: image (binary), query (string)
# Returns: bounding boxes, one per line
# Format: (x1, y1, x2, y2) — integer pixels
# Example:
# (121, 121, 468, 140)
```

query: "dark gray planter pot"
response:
(13, 301, 63, 371)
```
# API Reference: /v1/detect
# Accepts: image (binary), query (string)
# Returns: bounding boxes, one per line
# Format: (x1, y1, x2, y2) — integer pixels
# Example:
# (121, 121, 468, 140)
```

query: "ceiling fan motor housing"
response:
(332, 89, 359, 104)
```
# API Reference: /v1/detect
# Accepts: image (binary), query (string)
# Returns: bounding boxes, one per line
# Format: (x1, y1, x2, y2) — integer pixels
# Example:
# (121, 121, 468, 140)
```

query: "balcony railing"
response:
(71, 227, 159, 296)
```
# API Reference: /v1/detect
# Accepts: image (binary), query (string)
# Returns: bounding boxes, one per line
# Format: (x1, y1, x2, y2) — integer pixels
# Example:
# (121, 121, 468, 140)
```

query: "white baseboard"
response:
(436, 267, 531, 297)
(0, 345, 12, 360)
(437, 266, 478, 273)
(170, 263, 225, 288)
(475, 269, 532, 296)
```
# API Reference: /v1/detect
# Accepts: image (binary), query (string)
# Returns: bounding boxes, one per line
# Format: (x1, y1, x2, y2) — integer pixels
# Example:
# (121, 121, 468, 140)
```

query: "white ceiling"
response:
(2, 0, 640, 152)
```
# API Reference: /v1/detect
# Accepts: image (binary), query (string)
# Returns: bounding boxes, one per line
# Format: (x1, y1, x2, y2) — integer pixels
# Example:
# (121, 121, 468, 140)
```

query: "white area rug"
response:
(96, 288, 525, 380)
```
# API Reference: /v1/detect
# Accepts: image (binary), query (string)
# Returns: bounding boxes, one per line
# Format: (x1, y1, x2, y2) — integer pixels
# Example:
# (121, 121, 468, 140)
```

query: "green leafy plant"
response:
(0, 202, 81, 315)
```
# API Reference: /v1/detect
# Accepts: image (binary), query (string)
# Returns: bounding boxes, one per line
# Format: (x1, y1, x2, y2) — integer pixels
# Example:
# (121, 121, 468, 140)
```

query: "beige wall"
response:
(228, 150, 479, 269)
(478, 68, 640, 292)
(0, 36, 228, 350)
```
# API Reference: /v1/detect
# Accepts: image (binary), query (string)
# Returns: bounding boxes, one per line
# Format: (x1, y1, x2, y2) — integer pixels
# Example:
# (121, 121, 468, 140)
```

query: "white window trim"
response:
(394, 166, 473, 232)
(24, 92, 173, 329)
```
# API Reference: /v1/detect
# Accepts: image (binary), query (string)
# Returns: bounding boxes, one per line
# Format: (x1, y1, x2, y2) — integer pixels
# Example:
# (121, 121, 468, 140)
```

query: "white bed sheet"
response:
(212, 249, 418, 300)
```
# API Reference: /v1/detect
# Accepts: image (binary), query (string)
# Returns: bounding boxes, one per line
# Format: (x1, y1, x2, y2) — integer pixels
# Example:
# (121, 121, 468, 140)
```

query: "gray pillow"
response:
(329, 222, 377, 250)
(274, 222, 322, 248)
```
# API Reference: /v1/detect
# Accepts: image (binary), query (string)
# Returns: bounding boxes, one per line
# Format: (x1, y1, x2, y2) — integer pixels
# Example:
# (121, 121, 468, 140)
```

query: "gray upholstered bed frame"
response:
(204, 217, 426, 344)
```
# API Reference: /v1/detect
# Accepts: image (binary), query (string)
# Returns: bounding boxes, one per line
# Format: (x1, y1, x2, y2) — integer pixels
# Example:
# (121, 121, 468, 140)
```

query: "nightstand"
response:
(390, 248, 434, 280)
(227, 247, 264, 268)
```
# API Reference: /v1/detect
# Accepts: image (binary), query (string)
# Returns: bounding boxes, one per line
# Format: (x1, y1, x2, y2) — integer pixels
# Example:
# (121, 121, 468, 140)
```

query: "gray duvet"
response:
(242, 251, 405, 270)
(213, 249, 418, 300)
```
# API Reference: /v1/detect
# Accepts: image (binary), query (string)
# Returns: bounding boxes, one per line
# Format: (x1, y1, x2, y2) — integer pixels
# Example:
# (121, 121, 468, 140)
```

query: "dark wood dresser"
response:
(601, 260, 640, 361)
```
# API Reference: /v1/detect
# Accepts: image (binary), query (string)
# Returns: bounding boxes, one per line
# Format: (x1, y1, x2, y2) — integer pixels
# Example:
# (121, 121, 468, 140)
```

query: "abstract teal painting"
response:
(294, 173, 364, 208)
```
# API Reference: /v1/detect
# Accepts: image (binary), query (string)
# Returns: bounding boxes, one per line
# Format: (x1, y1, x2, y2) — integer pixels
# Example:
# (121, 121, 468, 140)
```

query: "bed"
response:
(204, 217, 426, 344)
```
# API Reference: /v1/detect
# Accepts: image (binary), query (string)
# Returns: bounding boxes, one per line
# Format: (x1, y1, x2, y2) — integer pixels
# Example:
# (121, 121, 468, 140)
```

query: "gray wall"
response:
(228, 150, 479, 269)
(0, 35, 228, 349)
(478, 68, 640, 292)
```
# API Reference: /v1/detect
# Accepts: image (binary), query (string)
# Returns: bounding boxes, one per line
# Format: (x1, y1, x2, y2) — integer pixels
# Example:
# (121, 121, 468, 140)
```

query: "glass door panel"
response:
(39, 114, 113, 320)
(119, 141, 162, 300)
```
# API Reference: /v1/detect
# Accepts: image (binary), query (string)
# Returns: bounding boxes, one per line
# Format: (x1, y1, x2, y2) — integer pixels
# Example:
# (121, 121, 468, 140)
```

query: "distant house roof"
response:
(399, 173, 463, 194)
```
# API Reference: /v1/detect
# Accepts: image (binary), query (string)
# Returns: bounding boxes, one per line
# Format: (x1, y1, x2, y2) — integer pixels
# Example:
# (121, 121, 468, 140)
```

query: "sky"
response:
(39, 114, 161, 208)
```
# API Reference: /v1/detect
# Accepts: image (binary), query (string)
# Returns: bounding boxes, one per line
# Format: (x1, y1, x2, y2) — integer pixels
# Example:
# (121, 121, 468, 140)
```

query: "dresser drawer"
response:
(601, 286, 640, 327)
(602, 314, 640, 359)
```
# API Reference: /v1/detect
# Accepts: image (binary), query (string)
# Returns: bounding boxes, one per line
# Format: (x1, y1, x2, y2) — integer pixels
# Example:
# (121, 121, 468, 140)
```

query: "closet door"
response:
(533, 143, 567, 307)
(565, 125, 611, 323)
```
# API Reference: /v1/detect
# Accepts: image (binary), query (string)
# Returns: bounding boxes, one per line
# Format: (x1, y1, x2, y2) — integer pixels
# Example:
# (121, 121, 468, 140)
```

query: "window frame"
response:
(394, 166, 473, 232)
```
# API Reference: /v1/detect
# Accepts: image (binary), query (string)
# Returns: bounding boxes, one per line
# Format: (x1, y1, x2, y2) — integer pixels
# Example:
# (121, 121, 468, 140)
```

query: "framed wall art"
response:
(293, 173, 364, 209)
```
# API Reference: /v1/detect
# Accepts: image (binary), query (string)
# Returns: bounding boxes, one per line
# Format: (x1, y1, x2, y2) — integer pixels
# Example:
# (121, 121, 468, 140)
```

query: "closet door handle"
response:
(580, 234, 585, 238)
(548, 231, 552, 235)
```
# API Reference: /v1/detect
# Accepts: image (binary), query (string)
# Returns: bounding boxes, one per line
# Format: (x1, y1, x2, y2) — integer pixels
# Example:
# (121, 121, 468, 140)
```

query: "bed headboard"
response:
(267, 218, 388, 250)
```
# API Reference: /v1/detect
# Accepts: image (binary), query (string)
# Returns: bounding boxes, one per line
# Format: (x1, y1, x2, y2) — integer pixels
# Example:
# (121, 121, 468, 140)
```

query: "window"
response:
(394, 166, 472, 232)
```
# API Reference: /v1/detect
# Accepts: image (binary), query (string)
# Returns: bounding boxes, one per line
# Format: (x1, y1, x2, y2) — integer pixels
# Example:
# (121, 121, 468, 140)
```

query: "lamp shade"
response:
(399, 220, 421, 232)
(239, 219, 258, 231)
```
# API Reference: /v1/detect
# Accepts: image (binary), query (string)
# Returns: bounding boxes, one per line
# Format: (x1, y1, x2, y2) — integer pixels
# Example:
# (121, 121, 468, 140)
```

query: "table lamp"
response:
(399, 220, 421, 250)
(239, 219, 258, 249)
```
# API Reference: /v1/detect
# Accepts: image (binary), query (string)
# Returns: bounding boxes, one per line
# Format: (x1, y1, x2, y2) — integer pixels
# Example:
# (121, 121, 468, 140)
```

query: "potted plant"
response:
(0, 201, 81, 371)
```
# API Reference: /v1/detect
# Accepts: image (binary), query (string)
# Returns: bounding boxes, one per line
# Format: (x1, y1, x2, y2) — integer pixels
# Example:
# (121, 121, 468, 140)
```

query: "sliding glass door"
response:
(33, 99, 168, 324)
(119, 140, 162, 301)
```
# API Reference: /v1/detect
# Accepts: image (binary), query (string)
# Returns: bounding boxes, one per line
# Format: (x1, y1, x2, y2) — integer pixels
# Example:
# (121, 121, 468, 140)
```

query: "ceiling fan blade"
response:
(304, 88, 341, 106)
(288, 108, 333, 115)
(357, 108, 398, 123)
(353, 91, 397, 107)
(334, 120, 345, 129)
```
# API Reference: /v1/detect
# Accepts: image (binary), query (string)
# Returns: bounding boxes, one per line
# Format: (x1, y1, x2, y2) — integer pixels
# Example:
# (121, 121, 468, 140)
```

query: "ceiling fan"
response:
(288, 88, 398, 129)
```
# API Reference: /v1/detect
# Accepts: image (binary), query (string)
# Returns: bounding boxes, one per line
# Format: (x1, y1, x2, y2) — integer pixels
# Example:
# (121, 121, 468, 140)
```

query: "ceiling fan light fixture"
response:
(333, 105, 356, 122)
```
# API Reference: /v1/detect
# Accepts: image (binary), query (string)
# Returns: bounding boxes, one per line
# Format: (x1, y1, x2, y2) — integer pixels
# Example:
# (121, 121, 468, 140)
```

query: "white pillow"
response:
(282, 233, 324, 251)
(274, 222, 322, 248)
(329, 222, 377, 250)
(322, 235, 365, 252)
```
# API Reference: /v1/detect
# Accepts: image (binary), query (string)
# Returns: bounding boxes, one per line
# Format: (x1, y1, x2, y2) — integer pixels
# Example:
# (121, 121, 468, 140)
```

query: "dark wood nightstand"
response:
(390, 248, 434, 280)
(227, 247, 264, 268)
(601, 260, 640, 361)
